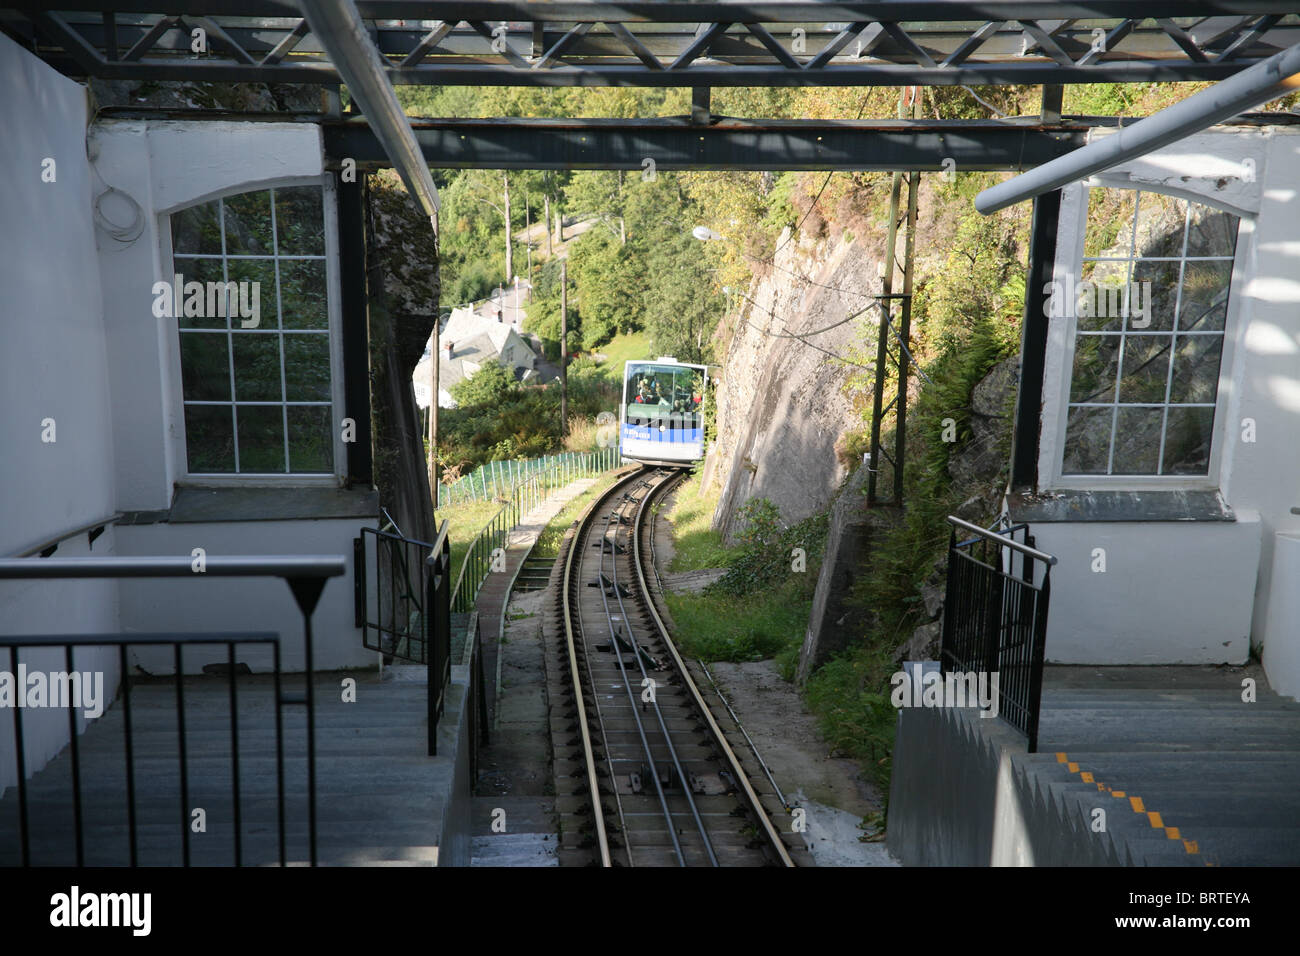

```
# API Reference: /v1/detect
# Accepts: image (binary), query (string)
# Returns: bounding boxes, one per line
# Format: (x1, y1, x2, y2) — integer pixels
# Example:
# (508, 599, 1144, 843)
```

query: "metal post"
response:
(870, 144, 904, 506)
(561, 260, 569, 436)
(895, 163, 920, 504)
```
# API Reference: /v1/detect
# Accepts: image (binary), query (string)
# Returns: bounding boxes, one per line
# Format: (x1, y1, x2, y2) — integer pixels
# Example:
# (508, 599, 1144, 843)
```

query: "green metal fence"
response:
(448, 447, 620, 612)
(439, 447, 620, 507)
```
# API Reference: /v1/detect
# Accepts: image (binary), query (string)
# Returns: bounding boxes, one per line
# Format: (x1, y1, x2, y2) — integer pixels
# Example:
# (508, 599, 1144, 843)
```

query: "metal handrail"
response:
(11, 514, 122, 559)
(0, 555, 346, 579)
(946, 515, 1058, 566)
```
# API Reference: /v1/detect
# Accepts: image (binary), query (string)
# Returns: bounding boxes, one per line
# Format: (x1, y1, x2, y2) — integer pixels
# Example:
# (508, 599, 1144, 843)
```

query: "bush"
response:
(710, 498, 829, 597)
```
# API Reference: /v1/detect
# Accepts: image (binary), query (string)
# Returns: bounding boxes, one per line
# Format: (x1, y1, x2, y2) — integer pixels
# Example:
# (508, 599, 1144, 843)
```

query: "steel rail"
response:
(631, 473, 796, 868)
(559, 471, 622, 868)
(595, 473, 694, 865)
(606, 472, 721, 865)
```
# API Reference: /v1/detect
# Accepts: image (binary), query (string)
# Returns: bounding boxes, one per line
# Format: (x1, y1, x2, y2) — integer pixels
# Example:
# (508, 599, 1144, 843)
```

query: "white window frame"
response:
(1039, 181, 1252, 492)
(160, 175, 346, 487)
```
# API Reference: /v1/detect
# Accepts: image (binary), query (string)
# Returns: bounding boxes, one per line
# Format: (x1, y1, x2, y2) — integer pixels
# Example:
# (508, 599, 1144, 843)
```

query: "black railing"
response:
(0, 555, 343, 867)
(426, 522, 453, 756)
(939, 517, 1056, 752)
(355, 521, 453, 756)
(356, 526, 433, 665)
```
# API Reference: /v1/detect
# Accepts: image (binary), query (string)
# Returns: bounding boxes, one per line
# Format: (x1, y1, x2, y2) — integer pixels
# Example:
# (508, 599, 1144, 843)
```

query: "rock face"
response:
(946, 356, 1017, 491)
(708, 228, 877, 541)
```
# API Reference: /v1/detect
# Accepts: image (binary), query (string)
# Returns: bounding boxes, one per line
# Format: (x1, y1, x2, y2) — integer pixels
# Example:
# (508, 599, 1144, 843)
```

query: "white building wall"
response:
(114, 520, 373, 673)
(0, 33, 122, 790)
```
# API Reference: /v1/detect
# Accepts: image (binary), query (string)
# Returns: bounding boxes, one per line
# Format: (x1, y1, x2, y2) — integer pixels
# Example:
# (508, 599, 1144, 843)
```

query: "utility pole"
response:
(524, 196, 533, 278)
(560, 260, 568, 437)
(502, 172, 513, 283)
(544, 193, 552, 257)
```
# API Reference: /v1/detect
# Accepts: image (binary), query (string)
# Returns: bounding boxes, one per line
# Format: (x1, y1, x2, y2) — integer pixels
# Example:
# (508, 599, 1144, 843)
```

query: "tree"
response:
(451, 360, 517, 408)
(642, 229, 723, 364)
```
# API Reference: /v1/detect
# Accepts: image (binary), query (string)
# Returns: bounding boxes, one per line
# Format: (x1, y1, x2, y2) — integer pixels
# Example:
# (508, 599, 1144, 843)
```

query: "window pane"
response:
(1117, 334, 1172, 404)
(1129, 258, 1180, 332)
(274, 187, 325, 256)
(235, 405, 285, 473)
(231, 332, 283, 402)
(179, 332, 230, 401)
(1178, 260, 1232, 331)
(173, 257, 229, 330)
(1111, 407, 1164, 473)
(1185, 205, 1238, 258)
(1076, 260, 1127, 332)
(172, 200, 222, 255)
(1162, 406, 1214, 474)
(1134, 193, 1186, 259)
(223, 191, 274, 256)
(1168, 336, 1224, 405)
(1070, 334, 1120, 403)
(287, 405, 332, 472)
(279, 260, 328, 329)
(1063, 406, 1113, 474)
(284, 334, 332, 401)
(1084, 188, 1137, 259)
(223, 258, 275, 329)
(184, 405, 235, 473)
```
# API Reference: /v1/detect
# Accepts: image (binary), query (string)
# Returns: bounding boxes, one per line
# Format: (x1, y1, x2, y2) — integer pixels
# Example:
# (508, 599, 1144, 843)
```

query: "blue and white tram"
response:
(619, 357, 708, 465)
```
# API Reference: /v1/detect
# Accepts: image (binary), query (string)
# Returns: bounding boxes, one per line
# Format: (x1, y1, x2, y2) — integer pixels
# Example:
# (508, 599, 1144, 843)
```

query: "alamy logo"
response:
(0, 667, 104, 718)
(151, 274, 261, 327)
(1044, 277, 1153, 327)
(50, 886, 151, 936)
(890, 665, 1000, 719)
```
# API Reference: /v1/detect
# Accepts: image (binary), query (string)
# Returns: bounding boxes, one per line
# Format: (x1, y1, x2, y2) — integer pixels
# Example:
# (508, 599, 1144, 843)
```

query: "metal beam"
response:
(976, 39, 1300, 213)
(321, 116, 1087, 171)
(18, 3, 1299, 18)
(12, 9, 1300, 88)
(296, 0, 438, 229)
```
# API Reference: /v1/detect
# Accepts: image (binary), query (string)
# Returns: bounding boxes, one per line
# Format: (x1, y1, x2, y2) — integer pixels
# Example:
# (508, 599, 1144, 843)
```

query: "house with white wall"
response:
(412, 306, 539, 409)
(1008, 123, 1300, 700)
(0, 31, 379, 790)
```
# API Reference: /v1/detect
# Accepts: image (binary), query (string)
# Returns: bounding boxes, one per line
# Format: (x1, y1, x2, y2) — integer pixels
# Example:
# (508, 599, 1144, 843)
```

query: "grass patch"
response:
(433, 497, 508, 586)
(663, 471, 732, 571)
(665, 578, 812, 666)
(590, 331, 652, 384)
(803, 644, 899, 792)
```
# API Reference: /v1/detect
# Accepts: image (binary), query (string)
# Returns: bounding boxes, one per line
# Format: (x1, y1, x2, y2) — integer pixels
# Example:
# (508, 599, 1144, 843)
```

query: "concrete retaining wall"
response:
(887, 706, 1130, 866)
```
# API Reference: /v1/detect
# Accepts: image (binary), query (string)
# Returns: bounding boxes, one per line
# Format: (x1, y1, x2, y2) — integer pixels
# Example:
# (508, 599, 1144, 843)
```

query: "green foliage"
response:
(665, 583, 810, 664)
(449, 360, 516, 408)
(641, 229, 724, 364)
(804, 647, 899, 789)
(664, 470, 732, 572)
(711, 498, 829, 597)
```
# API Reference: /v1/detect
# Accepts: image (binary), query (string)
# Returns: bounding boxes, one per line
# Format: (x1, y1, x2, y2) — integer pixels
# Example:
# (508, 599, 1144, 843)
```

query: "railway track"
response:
(542, 465, 810, 867)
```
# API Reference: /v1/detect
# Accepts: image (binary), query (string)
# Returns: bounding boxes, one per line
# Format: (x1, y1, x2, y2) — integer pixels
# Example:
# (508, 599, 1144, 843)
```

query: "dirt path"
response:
(655, 486, 899, 867)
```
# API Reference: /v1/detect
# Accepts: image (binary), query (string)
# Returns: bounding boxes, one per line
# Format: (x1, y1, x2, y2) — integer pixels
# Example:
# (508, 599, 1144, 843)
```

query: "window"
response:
(624, 363, 704, 429)
(170, 185, 333, 475)
(1061, 189, 1238, 477)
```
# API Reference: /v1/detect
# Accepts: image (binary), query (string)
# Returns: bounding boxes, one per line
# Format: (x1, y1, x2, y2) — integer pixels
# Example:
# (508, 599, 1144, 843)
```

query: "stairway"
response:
(0, 669, 452, 867)
(513, 556, 556, 593)
(1018, 666, 1300, 866)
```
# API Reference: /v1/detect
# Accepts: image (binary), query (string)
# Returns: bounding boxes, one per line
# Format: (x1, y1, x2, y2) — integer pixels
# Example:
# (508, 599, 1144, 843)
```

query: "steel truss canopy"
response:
(7, 3, 1300, 87)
